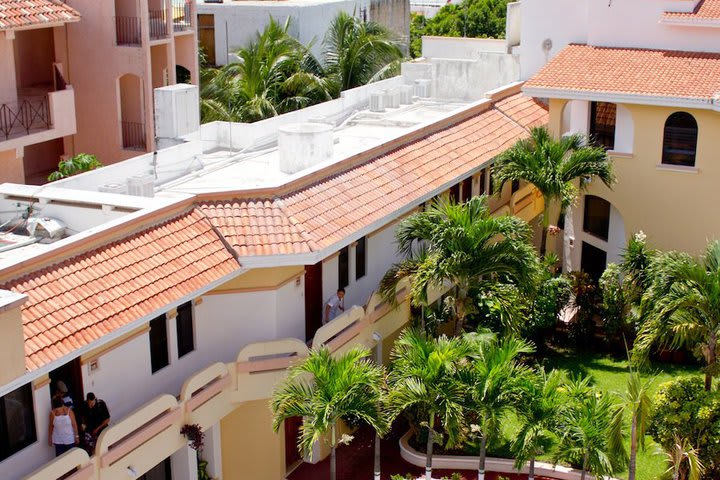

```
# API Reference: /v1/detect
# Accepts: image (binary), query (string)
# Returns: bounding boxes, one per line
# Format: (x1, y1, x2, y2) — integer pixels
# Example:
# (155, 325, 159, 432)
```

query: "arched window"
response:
(662, 112, 698, 167)
(583, 195, 610, 241)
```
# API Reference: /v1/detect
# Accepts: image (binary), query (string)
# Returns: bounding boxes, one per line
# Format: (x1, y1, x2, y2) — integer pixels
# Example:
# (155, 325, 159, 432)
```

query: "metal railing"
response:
(149, 10, 169, 40)
(0, 96, 50, 140)
(172, 2, 193, 31)
(121, 121, 146, 150)
(116, 16, 141, 45)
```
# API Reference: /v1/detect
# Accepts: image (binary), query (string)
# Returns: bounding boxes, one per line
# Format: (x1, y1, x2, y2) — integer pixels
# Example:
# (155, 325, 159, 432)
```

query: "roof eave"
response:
(659, 16, 720, 27)
(522, 86, 720, 111)
(0, 17, 81, 33)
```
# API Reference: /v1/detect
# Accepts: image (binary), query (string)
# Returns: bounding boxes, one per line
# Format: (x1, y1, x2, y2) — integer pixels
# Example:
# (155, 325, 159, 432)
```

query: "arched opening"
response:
(176, 65, 191, 84)
(574, 195, 625, 282)
(118, 74, 146, 150)
(662, 112, 698, 167)
(583, 195, 611, 241)
(589, 101, 616, 150)
(114, 0, 141, 45)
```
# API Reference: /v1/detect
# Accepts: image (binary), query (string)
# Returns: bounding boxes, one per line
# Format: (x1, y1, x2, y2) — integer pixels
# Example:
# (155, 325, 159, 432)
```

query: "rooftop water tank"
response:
(278, 123, 334, 175)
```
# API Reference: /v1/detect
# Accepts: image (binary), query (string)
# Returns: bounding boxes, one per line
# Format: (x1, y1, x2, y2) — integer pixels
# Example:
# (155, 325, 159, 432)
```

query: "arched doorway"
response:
(573, 194, 626, 281)
(118, 73, 146, 150)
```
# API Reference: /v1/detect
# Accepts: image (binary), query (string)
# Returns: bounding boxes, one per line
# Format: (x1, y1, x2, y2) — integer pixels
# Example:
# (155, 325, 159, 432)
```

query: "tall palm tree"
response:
(493, 126, 615, 256)
(387, 329, 473, 480)
(662, 436, 705, 480)
(634, 240, 720, 391)
(323, 12, 403, 91)
(610, 368, 654, 480)
(200, 18, 332, 123)
(461, 337, 534, 480)
(380, 196, 539, 335)
(270, 346, 387, 480)
(555, 380, 626, 480)
(511, 368, 564, 480)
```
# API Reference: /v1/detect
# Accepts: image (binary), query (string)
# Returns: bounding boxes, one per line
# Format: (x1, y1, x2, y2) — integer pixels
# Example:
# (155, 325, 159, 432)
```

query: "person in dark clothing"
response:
(80, 392, 110, 455)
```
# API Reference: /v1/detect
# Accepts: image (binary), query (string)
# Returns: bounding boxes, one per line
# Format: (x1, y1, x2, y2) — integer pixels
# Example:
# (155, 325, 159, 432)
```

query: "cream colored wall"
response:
(0, 31, 18, 104)
(221, 399, 286, 480)
(0, 296, 27, 385)
(212, 266, 304, 292)
(550, 98, 720, 257)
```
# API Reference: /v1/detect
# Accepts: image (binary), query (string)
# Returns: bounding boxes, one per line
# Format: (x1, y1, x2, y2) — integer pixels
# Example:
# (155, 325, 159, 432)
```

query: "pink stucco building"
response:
(0, 0, 198, 184)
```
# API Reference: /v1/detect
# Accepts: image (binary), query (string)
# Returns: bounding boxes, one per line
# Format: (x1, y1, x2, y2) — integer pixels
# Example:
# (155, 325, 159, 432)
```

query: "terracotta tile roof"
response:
(665, 0, 720, 20)
(199, 93, 547, 257)
(0, 0, 81, 31)
(1, 209, 241, 372)
(524, 44, 720, 101)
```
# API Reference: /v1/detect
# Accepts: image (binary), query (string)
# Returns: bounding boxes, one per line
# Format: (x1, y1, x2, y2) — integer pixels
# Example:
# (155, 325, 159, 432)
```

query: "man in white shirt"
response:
(323, 288, 346, 324)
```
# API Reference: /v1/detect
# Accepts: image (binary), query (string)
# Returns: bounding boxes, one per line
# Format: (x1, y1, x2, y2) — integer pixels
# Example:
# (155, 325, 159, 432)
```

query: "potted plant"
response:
(181, 424, 210, 480)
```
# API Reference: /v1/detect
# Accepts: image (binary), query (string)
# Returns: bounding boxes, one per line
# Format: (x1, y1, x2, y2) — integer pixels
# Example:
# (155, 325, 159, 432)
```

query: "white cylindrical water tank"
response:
(278, 123, 334, 174)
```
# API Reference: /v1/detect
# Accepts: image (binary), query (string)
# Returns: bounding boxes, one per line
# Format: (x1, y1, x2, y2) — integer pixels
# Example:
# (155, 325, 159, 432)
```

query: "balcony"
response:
(149, 10, 169, 40)
(115, 16, 141, 45)
(0, 85, 76, 151)
(121, 121, 146, 150)
(172, 1, 194, 32)
(510, 183, 544, 223)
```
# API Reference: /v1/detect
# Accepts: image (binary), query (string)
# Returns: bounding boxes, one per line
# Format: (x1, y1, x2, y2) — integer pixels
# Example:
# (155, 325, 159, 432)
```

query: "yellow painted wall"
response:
(221, 399, 285, 480)
(211, 266, 305, 293)
(550, 99, 720, 256)
(0, 297, 27, 385)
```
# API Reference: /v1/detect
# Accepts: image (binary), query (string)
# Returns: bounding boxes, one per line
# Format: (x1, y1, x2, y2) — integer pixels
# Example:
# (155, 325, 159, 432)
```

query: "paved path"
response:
(287, 423, 547, 480)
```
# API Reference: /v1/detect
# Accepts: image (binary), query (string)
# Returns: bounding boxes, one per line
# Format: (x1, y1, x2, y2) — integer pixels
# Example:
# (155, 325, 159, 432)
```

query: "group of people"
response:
(48, 382, 110, 457)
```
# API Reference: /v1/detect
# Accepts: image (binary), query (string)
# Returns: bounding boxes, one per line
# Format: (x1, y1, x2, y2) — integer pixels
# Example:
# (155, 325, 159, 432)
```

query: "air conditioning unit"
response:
(398, 84, 414, 104)
(414, 79, 432, 99)
(26, 217, 66, 242)
(385, 89, 400, 109)
(98, 183, 128, 194)
(127, 174, 155, 197)
(369, 92, 385, 112)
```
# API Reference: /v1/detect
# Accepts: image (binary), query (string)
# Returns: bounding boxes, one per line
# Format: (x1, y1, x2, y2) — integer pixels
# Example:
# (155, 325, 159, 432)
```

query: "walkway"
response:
(287, 423, 549, 480)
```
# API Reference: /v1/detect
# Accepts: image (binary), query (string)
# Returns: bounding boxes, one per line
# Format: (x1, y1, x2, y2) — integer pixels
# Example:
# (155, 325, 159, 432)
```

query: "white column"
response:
(171, 445, 199, 480)
(205, 423, 223, 480)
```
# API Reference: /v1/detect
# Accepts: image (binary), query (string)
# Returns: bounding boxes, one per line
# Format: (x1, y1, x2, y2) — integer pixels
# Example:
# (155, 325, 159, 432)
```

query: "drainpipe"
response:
(372, 332, 382, 480)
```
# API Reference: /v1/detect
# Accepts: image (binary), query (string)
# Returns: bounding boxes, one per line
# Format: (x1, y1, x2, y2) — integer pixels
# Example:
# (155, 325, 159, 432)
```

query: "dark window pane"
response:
(338, 246, 349, 289)
(355, 237, 366, 280)
(461, 177, 472, 202)
(449, 183, 460, 203)
(0, 383, 37, 461)
(149, 315, 169, 373)
(662, 112, 698, 167)
(489, 168, 495, 195)
(176, 302, 194, 358)
(589, 102, 616, 150)
(478, 170, 486, 196)
(583, 195, 611, 241)
(581, 241, 607, 283)
(511, 179, 520, 194)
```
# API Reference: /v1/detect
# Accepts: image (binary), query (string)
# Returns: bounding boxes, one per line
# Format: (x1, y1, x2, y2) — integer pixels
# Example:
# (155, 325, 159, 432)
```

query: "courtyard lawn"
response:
(492, 348, 700, 480)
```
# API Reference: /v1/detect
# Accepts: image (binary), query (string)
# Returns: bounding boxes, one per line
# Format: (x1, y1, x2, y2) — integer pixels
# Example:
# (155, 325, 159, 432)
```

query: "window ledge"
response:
(607, 151, 633, 159)
(656, 164, 699, 174)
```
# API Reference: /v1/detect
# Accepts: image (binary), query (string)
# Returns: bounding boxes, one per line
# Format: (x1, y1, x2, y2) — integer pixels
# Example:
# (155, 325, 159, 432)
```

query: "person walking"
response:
(48, 397, 79, 456)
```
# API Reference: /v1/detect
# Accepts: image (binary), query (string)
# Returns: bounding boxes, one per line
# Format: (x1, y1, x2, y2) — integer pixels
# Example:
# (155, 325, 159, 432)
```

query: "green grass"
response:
(490, 348, 699, 480)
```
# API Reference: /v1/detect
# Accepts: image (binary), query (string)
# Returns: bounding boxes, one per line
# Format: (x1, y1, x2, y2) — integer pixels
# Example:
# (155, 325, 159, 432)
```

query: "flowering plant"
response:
(180, 424, 205, 452)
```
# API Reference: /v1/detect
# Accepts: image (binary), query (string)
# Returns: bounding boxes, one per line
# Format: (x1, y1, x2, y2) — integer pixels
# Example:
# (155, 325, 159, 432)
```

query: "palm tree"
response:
(387, 329, 473, 480)
(610, 368, 654, 480)
(200, 18, 332, 123)
(634, 240, 720, 391)
(323, 12, 403, 91)
(380, 196, 539, 335)
(554, 380, 626, 480)
(461, 337, 534, 480)
(511, 368, 564, 480)
(662, 436, 705, 480)
(270, 346, 387, 480)
(493, 126, 615, 256)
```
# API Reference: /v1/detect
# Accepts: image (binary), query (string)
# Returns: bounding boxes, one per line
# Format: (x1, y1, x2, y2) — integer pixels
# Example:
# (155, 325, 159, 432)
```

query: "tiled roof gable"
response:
(2, 208, 241, 372)
(0, 0, 81, 30)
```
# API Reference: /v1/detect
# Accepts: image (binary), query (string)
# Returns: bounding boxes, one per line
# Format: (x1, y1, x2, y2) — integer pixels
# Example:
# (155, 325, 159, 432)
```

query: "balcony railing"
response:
(116, 16, 141, 45)
(121, 121, 146, 150)
(149, 10, 169, 40)
(0, 96, 50, 140)
(172, 2, 193, 31)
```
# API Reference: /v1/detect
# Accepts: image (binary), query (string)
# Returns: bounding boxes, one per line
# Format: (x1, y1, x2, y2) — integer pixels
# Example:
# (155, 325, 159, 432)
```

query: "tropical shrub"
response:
(648, 377, 720, 478)
(48, 153, 102, 181)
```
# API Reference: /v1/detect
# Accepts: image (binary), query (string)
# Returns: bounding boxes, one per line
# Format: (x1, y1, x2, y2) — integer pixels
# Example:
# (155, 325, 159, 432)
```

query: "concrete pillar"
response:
(171, 445, 199, 480)
(205, 423, 223, 480)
